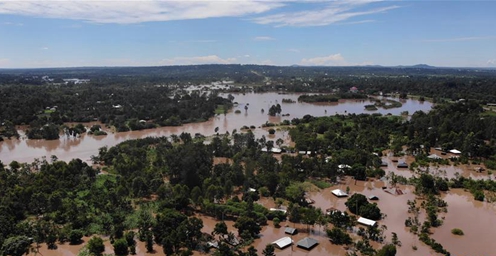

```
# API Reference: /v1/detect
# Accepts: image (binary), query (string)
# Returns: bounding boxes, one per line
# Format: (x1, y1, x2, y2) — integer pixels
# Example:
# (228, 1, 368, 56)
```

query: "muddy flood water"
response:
(13, 94, 495, 255)
(0, 93, 431, 164)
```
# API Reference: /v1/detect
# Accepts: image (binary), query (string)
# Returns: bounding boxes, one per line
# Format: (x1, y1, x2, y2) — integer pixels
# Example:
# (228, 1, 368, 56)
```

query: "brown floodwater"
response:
(0, 93, 431, 164)
(432, 189, 496, 255)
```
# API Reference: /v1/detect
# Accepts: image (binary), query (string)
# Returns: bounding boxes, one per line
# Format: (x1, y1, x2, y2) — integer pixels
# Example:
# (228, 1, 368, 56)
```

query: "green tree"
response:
(113, 238, 129, 256)
(234, 216, 261, 240)
(145, 231, 154, 253)
(376, 244, 397, 256)
(345, 193, 368, 215)
(327, 227, 352, 245)
(262, 244, 276, 256)
(1, 235, 31, 256)
(69, 229, 84, 245)
(87, 236, 105, 256)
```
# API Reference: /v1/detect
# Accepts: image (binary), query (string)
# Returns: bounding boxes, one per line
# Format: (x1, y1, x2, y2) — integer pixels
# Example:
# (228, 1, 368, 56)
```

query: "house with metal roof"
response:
(357, 217, 377, 227)
(332, 189, 348, 197)
(285, 227, 297, 235)
(297, 237, 319, 250)
(272, 237, 293, 249)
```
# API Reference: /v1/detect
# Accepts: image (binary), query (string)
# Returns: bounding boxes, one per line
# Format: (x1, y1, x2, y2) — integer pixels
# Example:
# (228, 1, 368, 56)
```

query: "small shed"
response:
(380, 161, 388, 167)
(297, 237, 319, 250)
(272, 237, 293, 249)
(332, 189, 348, 197)
(285, 227, 297, 235)
(357, 217, 377, 227)
(397, 162, 408, 168)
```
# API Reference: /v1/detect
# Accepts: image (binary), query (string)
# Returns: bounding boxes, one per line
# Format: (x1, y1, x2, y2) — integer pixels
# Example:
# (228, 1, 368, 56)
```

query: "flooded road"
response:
(0, 93, 431, 164)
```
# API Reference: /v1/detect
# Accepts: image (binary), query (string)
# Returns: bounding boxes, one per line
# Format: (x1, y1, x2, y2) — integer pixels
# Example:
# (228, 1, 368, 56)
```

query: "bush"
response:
(268, 128, 276, 135)
(451, 228, 464, 236)
(273, 217, 281, 228)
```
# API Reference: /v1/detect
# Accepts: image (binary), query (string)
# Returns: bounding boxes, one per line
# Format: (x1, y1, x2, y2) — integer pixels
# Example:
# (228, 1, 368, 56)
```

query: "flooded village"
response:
(2, 86, 495, 256)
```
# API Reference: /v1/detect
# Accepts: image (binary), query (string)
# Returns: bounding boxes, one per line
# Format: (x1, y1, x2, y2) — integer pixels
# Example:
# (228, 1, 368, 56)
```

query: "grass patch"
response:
(309, 179, 332, 189)
(215, 105, 227, 115)
(481, 110, 496, 117)
(451, 228, 464, 236)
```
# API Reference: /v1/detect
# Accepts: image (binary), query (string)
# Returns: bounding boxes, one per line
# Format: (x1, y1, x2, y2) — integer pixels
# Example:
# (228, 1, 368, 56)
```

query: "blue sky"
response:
(0, 0, 495, 68)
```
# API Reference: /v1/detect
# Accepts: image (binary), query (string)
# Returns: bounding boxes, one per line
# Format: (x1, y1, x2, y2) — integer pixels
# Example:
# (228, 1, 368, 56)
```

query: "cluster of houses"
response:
(271, 230, 319, 251)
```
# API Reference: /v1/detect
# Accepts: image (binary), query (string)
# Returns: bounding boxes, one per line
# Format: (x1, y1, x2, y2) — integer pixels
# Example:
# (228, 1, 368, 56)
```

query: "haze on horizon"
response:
(0, 0, 495, 69)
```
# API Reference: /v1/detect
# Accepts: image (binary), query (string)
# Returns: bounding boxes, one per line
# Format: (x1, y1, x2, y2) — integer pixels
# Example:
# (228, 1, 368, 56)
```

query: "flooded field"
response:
(0, 93, 431, 164)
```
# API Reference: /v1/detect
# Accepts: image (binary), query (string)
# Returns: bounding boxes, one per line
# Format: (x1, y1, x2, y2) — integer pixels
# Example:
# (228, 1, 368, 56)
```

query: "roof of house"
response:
(331, 189, 348, 197)
(270, 208, 287, 214)
(297, 237, 319, 250)
(207, 241, 219, 249)
(427, 154, 442, 159)
(338, 164, 351, 169)
(357, 217, 377, 227)
(449, 149, 462, 154)
(285, 227, 297, 235)
(397, 162, 408, 168)
(261, 147, 282, 153)
(272, 237, 293, 249)
(380, 161, 388, 166)
(384, 187, 404, 195)
(368, 195, 379, 200)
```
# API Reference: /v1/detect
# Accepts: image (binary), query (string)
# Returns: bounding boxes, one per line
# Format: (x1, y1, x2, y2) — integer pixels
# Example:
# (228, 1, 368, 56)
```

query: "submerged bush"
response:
(451, 228, 464, 236)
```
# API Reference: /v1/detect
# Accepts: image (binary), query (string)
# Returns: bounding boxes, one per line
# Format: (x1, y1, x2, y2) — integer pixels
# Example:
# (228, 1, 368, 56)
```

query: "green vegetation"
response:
(365, 104, 378, 110)
(451, 228, 464, 236)
(298, 93, 367, 103)
(327, 227, 352, 245)
(0, 84, 232, 139)
(374, 98, 402, 109)
(2, 66, 496, 254)
(345, 194, 382, 220)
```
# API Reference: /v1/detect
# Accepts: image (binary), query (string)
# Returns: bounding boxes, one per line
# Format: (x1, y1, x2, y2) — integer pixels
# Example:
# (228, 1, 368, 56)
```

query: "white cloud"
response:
(41, 47, 49, 50)
(244, 55, 251, 58)
(253, 36, 275, 41)
(301, 54, 345, 66)
(253, 0, 398, 27)
(159, 55, 236, 65)
(287, 48, 300, 53)
(422, 36, 496, 43)
(488, 59, 496, 66)
(2, 21, 23, 26)
(0, 1, 283, 24)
